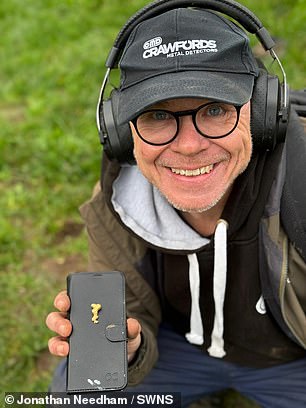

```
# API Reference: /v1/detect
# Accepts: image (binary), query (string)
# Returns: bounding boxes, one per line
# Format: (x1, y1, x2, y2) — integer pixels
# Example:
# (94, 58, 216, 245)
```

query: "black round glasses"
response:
(131, 101, 242, 146)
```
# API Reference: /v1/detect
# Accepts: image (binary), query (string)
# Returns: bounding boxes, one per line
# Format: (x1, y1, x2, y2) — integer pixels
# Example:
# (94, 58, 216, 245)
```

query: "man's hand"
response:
(46, 290, 142, 362)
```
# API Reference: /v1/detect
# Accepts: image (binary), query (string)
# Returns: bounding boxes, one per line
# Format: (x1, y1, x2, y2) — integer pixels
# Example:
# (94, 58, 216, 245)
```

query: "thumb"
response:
(127, 317, 141, 339)
(127, 318, 142, 361)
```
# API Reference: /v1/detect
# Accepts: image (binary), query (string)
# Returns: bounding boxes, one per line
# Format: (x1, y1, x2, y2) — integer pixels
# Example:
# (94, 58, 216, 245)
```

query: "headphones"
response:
(97, 0, 290, 164)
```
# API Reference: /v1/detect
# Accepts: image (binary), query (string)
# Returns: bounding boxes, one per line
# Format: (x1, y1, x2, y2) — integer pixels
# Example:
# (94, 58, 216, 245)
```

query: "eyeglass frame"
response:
(131, 101, 242, 146)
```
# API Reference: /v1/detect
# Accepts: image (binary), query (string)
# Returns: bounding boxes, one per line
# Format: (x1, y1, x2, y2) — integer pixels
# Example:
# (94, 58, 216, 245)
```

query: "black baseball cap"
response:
(117, 8, 259, 124)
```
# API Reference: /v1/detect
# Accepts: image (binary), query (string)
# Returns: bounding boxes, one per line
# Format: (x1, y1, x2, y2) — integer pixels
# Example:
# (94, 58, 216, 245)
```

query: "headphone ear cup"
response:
(99, 90, 135, 164)
(251, 68, 282, 151)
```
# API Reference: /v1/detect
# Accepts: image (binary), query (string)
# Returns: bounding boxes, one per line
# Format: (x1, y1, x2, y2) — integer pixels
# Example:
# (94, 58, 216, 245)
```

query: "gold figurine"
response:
(91, 303, 102, 324)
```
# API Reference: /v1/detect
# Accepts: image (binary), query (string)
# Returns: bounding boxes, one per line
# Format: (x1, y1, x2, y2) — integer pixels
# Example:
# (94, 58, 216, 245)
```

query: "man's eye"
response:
(152, 111, 171, 121)
(206, 105, 225, 117)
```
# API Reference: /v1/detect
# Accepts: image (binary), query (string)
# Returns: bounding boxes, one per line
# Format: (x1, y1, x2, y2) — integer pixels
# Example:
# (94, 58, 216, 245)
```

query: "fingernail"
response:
(59, 324, 66, 335)
(57, 300, 66, 310)
(57, 344, 66, 356)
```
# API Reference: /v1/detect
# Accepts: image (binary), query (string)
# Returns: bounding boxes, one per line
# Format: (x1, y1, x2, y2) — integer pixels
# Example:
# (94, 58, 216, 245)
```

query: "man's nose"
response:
(170, 115, 211, 154)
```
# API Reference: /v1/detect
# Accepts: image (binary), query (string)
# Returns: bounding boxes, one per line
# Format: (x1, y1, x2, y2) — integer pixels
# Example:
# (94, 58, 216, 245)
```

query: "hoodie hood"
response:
(111, 165, 210, 252)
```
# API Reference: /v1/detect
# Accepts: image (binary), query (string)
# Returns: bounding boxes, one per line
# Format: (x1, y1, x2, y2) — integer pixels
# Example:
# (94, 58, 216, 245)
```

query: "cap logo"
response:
(143, 37, 217, 59)
(143, 37, 162, 50)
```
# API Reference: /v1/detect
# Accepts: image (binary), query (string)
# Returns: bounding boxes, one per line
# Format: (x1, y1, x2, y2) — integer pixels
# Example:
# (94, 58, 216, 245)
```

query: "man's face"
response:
(130, 98, 252, 214)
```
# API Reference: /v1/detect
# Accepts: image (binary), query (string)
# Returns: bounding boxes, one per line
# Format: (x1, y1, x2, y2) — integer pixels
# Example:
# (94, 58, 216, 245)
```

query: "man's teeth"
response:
(171, 164, 214, 176)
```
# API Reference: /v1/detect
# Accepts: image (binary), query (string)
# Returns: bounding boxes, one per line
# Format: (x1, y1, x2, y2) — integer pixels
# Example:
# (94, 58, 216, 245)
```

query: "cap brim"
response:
(118, 71, 254, 124)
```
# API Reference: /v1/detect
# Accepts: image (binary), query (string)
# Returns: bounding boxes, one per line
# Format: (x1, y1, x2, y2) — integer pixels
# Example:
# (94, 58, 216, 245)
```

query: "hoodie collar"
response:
(111, 165, 210, 252)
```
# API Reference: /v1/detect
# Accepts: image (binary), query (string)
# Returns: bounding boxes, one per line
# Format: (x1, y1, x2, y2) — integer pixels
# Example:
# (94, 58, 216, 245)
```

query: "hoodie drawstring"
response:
(208, 219, 228, 358)
(185, 253, 204, 345)
(185, 219, 228, 358)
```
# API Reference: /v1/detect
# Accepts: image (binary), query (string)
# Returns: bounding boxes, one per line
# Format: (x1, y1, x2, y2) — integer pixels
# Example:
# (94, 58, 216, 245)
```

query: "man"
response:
(46, 3, 306, 407)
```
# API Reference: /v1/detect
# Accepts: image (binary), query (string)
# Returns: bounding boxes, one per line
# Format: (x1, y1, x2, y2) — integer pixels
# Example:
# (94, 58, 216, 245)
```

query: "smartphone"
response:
(66, 271, 127, 393)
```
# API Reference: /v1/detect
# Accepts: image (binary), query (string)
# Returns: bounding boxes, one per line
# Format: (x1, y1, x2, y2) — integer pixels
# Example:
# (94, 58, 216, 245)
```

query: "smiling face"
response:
(130, 98, 252, 217)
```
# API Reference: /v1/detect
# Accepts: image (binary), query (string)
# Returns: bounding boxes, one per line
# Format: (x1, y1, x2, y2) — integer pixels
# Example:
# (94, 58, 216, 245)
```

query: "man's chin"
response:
(163, 195, 219, 214)
(160, 185, 231, 214)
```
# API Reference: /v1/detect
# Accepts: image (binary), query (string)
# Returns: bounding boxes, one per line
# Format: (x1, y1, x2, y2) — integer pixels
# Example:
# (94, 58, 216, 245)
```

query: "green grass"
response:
(0, 0, 305, 403)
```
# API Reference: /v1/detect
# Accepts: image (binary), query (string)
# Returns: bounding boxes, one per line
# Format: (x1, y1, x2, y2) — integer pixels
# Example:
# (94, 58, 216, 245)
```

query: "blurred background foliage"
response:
(0, 0, 305, 400)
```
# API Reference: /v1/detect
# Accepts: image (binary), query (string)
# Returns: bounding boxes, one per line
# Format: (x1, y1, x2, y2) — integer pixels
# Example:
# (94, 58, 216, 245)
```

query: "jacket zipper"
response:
(279, 235, 306, 347)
